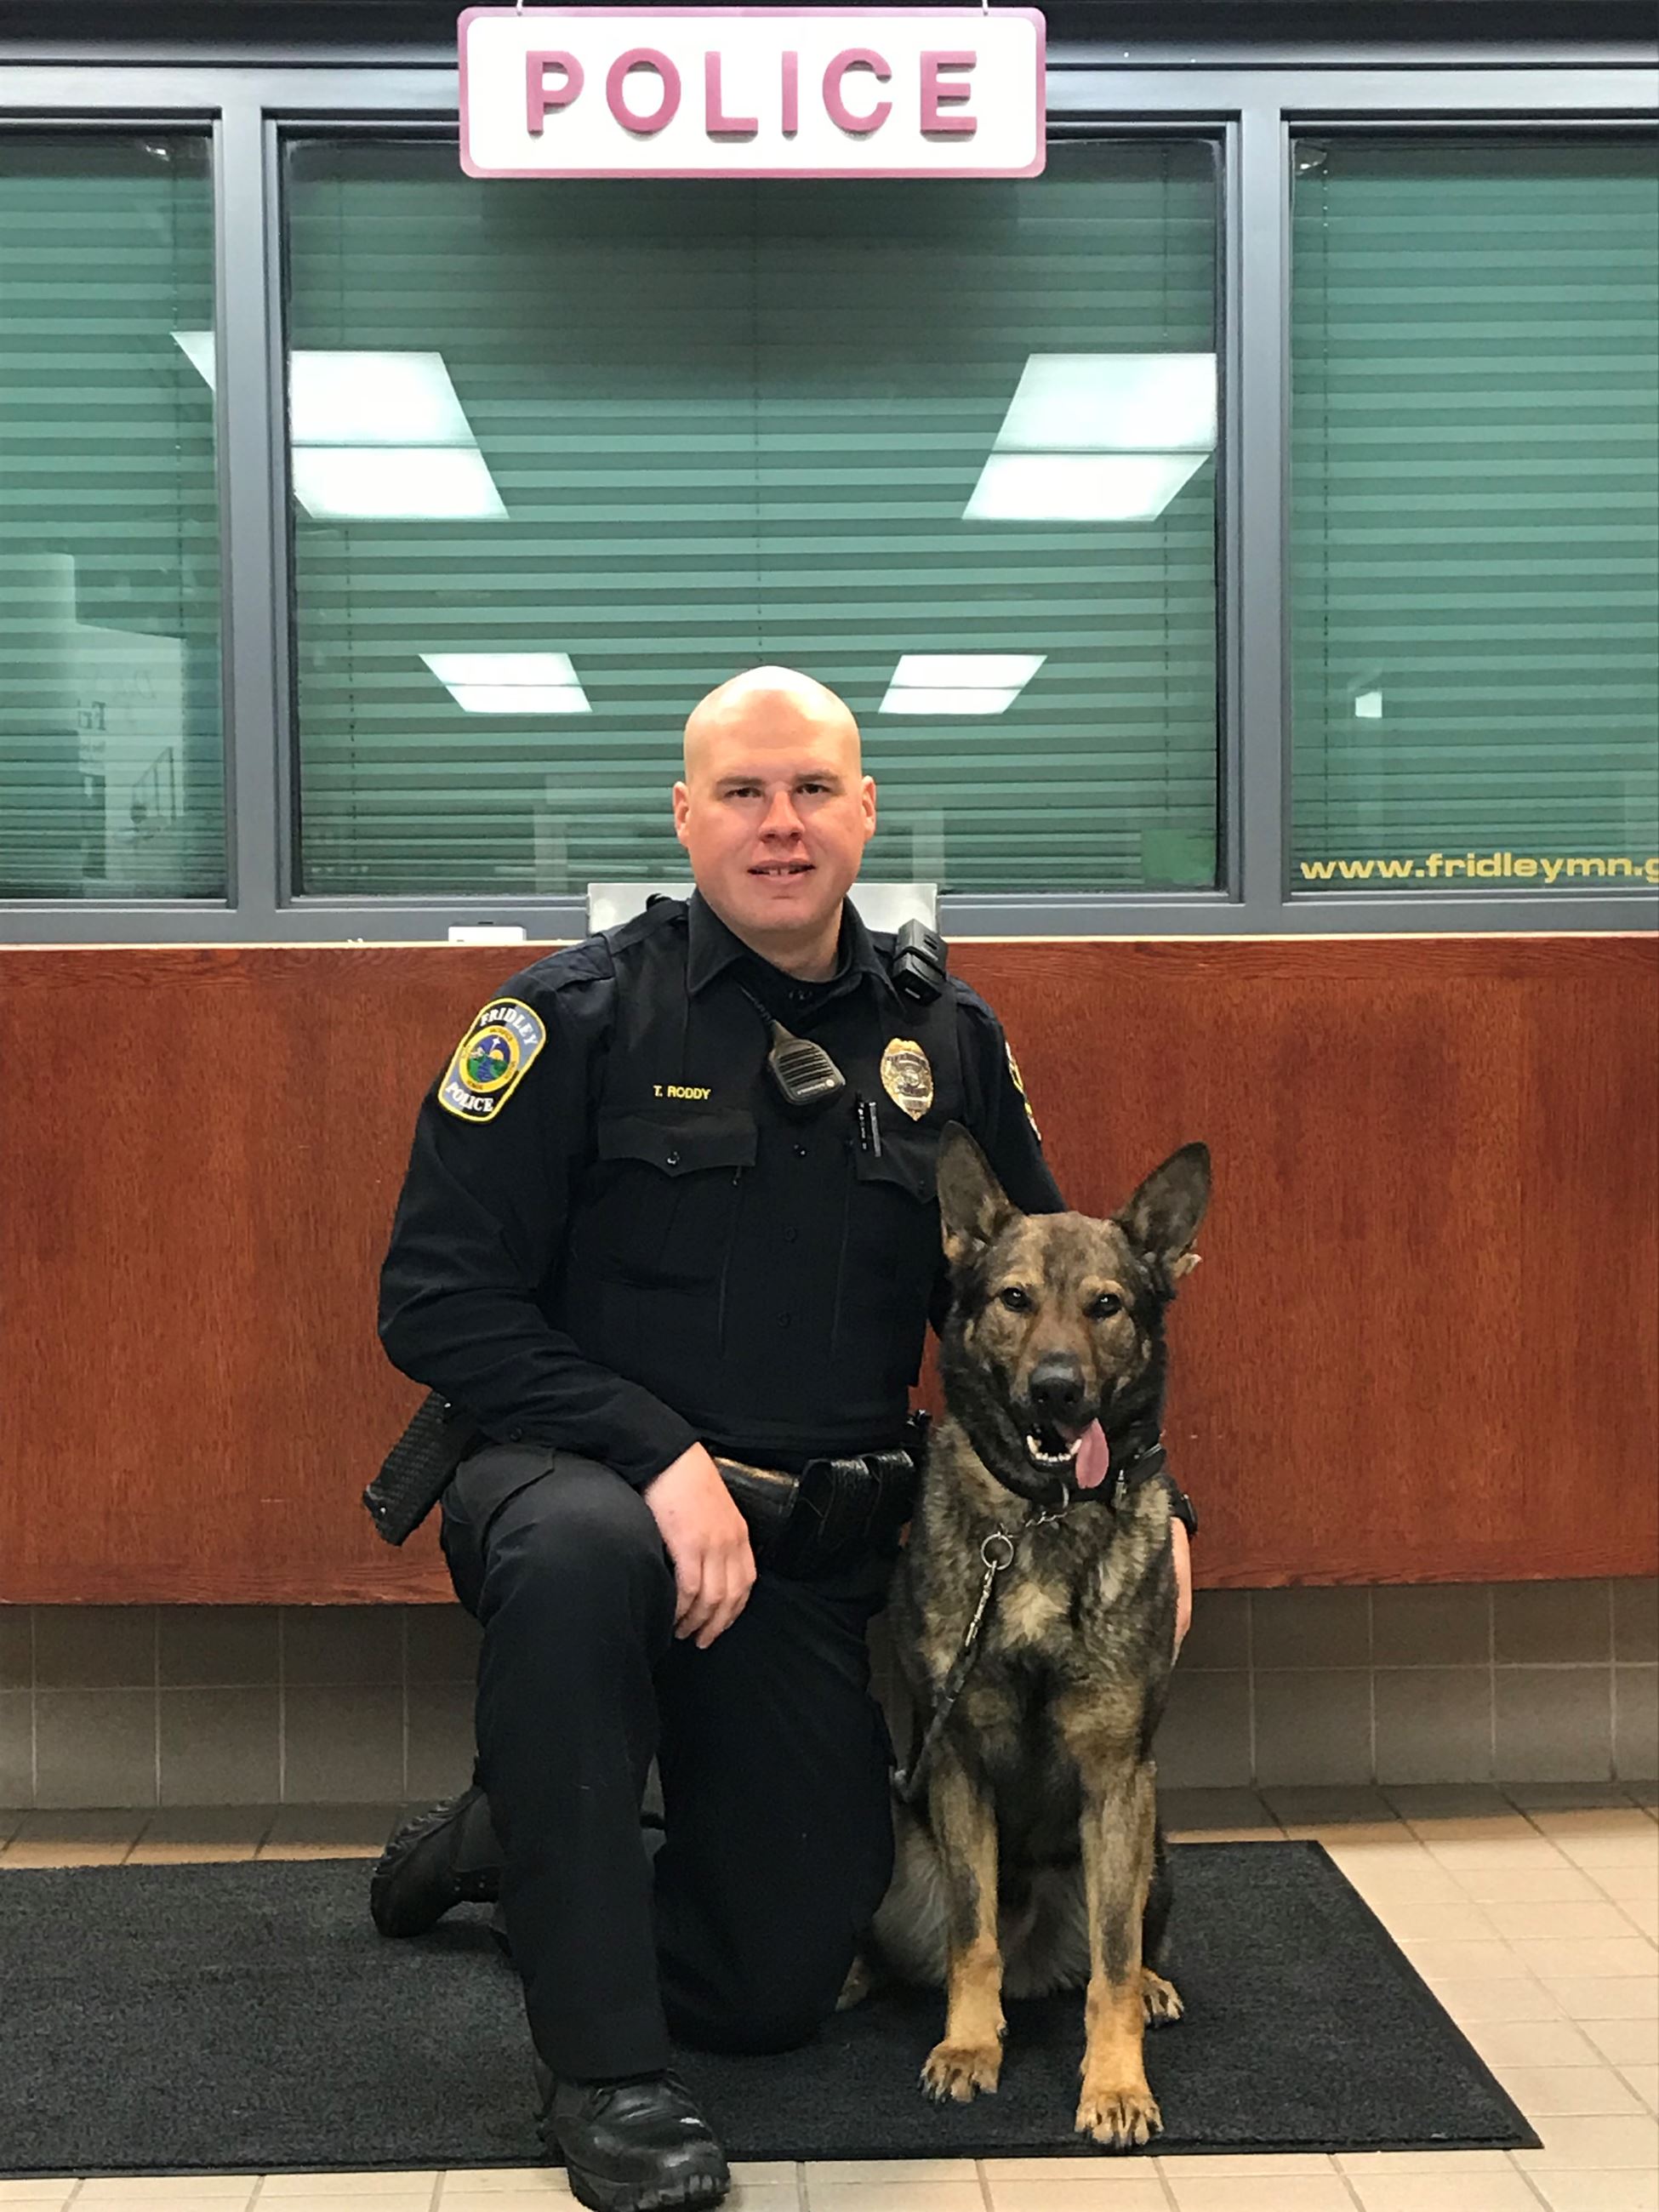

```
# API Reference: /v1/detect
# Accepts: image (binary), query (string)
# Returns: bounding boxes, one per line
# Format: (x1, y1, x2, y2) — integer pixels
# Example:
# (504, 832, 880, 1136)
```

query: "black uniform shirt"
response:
(379, 892, 1062, 1488)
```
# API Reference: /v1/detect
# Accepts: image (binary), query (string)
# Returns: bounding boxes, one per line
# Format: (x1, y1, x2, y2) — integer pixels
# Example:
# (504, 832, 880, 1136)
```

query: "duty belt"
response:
(365, 1388, 922, 1578)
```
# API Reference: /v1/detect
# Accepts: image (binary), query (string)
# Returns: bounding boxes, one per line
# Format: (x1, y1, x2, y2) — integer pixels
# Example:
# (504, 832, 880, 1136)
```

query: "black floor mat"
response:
(0, 1840, 1536, 2175)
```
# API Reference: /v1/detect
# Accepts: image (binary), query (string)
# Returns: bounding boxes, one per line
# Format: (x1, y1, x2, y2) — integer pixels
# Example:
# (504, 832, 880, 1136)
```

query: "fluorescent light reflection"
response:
(996, 353, 1217, 453)
(421, 651, 591, 715)
(1354, 691, 1383, 720)
(965, 453, 1208, 523)
(966, 351, 1217, 523)
(879, 652, 1045, 716)
(292, 448, 506, 521)
(174, 333, 506, 521)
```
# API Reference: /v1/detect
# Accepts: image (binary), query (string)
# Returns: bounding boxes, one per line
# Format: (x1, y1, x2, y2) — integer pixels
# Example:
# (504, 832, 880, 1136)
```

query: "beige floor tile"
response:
(1583, 2021, 1659, 2068)
(1556, 1835, 1659, 1870)
(1160, 2175, 1352, 2211)
(1531, 1810, 1657, 1841)
(1622, 2065, 1659, 2111)
(1621, 1898, 1659, 1942)
(74, 2182, 261, 2202)
(437, 2192, 571, 2209)
(1, 1808, 147, 1866)
(1158, 2154, 1340, 2174)
(1430, 1976, 1565, 2023)
(1545, 1977, 1659, 2022)
(1512, 1939, 1659, 1981)
(980, 2158, 1166, 2186)
(0, 2186, 81, 2206)
(1449, 1864, 1608, 1906)
(1390, 1786, 1517, 1822)
(431, 2175, 568, 2198)
(259, 1804, 406, 1856)
(1485, 1901, 1646, 1942)
(1338, 1861, 1470, 1908)
(136, 1805, 278, 1846)
(1374, 1898, 1502, 1941)
(262, 2176, 442, 2198)
(1343, 2175, 1540, 2212)
(1589, 1865, 1659, 1901)
(1497, 2062, 1648, 2115)
(1514, 2112, 1659, 2168)
(1427, 1836, 1574, 1868)
(230, 2200, 431, 2212)
(984, 2179, 1166, 2211)
(1401, 1938, 1534, 1979)
(1336, 2150, 1517, 2172)
(1281, 1821, 1408, 1847)
(719, 2190, 798, 2212)
(1530, 2174, 1659, 2212)
(803, 2161, 977, 2184)
(803, 2181, 984, 2212)
(1465, 2018, 1605, 2067)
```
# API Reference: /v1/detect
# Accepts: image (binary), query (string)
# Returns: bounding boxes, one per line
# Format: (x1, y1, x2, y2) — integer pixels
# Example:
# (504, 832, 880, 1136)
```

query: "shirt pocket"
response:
(588, 1107, 757, 1286)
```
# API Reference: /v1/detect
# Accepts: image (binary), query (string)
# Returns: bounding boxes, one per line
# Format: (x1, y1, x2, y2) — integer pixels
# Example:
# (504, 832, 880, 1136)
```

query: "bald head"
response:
(682, 664, 860, 786)
(672, 664, 877, 976)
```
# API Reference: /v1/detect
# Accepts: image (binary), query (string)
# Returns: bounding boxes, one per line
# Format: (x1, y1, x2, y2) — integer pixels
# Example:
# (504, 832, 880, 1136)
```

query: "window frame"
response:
(0, 55, 1651, 941)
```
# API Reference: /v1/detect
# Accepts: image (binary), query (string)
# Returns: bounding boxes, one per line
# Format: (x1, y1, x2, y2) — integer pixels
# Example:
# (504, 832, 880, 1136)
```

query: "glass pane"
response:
(285, 139, 1220, 898)
(0, 134, 224, 900)
(1291, 137, 1659, 893)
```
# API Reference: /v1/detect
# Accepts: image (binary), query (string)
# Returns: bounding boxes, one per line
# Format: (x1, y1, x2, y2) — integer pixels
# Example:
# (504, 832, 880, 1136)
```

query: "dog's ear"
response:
(1115, 1142, 1211, 1280)
(937, 1122, 1021, 1269)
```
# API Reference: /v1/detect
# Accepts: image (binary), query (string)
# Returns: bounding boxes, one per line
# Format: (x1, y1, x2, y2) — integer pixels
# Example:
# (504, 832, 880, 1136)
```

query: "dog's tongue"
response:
(1074, 1421, 1111, 1491)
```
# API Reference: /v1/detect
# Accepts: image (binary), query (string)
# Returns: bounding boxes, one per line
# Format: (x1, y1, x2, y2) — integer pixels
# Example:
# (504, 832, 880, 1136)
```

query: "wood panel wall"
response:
(1, 934, 1653, 1603)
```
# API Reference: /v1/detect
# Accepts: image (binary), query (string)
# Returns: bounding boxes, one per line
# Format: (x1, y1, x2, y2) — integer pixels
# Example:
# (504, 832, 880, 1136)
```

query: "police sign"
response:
(459, 8, 1046, 180)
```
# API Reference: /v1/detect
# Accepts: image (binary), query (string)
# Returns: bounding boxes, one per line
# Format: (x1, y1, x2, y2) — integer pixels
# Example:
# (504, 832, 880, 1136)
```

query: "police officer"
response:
(373, 668, 1192, 2212)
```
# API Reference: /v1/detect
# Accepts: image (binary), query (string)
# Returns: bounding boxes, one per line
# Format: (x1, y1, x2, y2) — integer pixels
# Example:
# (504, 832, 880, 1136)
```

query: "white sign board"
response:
(459, 8, 1046, 180)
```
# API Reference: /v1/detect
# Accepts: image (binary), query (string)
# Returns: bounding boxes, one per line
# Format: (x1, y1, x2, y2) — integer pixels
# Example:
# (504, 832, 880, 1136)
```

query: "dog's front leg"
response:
(918, 1748, 1005, 2104)
(1075, 1759, 1161, 2149)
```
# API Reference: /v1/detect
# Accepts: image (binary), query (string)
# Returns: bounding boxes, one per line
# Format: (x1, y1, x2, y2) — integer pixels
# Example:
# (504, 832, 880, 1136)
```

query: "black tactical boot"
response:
(369, 1783, 501, 1937)
(534, 2055, 730, 2212)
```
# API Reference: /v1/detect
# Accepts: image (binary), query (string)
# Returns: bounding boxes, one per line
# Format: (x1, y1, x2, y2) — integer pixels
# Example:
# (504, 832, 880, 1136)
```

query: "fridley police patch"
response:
(439, 997, 547, 1124)
(1006, 1040, 1041, 1138)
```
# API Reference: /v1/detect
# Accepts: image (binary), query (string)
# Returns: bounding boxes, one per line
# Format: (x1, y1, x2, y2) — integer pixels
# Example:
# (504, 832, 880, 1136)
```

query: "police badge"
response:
(879, 1036, 933, 1121)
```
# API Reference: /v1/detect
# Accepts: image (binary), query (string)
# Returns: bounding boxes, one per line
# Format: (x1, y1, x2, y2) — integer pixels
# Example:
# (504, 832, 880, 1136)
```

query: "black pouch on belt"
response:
(363, 1389, 482, 1544)
(714, 1445, 920, 1578)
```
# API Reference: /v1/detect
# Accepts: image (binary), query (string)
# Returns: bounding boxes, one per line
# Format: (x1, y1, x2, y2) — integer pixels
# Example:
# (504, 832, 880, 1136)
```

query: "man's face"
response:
(674, 692, 876, 949)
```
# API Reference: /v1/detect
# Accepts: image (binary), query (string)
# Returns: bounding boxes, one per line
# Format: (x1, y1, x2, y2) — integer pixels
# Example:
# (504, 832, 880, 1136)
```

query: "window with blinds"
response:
(0, 134, 223, 902)
(284, 137, 1220, 899)
(1291, 136, 1659, 892)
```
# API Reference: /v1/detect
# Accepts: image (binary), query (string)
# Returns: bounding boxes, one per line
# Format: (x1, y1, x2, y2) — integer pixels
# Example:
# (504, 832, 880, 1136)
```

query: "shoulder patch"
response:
(1006, 1039, 1041, 1140)
(438, 998, 548, 1124)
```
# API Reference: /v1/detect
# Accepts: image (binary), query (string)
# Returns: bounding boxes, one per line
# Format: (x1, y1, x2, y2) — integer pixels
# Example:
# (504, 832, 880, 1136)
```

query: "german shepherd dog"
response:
(843, 1126, 1211, 2150)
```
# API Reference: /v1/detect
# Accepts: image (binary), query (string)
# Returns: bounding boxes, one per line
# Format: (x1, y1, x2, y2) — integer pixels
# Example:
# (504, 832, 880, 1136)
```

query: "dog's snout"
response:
(1027, 1356, 1087, 1422)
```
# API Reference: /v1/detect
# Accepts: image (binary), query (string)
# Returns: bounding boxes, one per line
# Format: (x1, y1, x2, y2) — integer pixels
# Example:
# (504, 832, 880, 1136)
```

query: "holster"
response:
(362, 1390, 482, 1545)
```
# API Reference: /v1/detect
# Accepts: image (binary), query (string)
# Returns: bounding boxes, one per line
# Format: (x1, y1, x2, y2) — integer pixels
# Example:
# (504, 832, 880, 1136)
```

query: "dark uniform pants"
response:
(438, 1444, 898, 2080)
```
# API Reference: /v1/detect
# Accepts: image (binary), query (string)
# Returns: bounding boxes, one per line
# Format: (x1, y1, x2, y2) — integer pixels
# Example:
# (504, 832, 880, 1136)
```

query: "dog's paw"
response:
(920, 2037, 1004, 2102)
(1075, 2078, 1162, 2149)
(1141, 1967, 1183, 2025)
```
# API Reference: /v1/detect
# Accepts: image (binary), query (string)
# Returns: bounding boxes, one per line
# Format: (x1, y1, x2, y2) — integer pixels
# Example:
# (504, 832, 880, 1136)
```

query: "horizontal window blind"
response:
(1291, 137, 1659, 890)
(0, 134, 224, 902)
(286, 138, 1219, 898)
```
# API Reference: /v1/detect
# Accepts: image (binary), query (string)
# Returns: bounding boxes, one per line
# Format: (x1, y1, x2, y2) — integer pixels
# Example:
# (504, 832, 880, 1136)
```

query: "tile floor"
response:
(1, 1784, 1655, 2212)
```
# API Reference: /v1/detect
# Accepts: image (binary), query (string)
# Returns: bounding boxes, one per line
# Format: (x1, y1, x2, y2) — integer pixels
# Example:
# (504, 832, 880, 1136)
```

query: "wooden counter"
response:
(1, 933, 1653, 1601)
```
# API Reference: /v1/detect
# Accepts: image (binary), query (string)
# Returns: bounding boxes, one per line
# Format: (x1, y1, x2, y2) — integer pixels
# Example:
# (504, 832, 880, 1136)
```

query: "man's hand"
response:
(644, 1442, 757, 1650)
(1172, 1519, 1193, 1659)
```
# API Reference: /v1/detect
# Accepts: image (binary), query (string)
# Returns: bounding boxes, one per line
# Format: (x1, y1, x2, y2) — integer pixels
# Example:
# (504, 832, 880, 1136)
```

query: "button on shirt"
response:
(379, 893, 1063, 1490)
